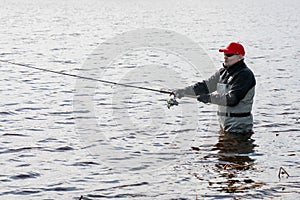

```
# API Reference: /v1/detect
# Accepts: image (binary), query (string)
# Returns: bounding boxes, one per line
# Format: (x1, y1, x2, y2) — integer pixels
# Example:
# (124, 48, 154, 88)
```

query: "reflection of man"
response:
(211, 134, 257, 192)
(214, 133, 256, 166)
(175, 42, 256, 135)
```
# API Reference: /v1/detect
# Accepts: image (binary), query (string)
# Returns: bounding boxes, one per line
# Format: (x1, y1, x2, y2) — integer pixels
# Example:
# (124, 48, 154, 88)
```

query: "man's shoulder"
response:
(240, 65, 255, 78)
(238, 65, 256, 86)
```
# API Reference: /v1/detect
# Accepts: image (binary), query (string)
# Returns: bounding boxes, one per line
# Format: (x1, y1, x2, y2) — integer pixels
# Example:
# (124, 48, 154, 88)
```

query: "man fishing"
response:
(0, 41, 255, 137)
(174, 42, 256, 137)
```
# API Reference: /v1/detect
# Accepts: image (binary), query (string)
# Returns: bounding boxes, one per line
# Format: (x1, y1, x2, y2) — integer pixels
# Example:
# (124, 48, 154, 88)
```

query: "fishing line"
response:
(0, 60, 198, 108)
(0, 60, 173, 95)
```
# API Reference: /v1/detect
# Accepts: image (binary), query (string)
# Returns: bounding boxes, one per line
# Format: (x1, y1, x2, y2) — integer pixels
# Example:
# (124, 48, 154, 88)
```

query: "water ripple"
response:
(0, 0, 299, 199)
(10, 172, 40, 180)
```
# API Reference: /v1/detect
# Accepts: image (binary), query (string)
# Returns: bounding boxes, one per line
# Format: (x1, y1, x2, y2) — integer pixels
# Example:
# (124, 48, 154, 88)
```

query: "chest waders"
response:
(217, 83, 255, 133)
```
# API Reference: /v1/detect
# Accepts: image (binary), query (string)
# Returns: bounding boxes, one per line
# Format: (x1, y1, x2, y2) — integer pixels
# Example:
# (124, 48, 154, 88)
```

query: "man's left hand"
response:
(197, 94, 210, 103)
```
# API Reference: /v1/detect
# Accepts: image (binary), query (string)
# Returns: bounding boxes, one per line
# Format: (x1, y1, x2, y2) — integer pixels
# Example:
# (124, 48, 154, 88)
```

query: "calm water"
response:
(0, 0, 299, 199)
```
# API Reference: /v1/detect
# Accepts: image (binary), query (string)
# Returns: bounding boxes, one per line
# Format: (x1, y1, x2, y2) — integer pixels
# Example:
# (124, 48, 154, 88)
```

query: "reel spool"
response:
(167, 95, 179, 109)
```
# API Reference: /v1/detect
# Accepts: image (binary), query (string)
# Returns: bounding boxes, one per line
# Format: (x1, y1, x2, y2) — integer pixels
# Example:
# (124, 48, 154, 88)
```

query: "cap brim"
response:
(219, 48, 234, 54)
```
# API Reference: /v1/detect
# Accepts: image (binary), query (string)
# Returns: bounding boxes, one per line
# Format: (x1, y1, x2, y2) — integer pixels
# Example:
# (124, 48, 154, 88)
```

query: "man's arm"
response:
(193, 69, 221, 95)
(174, 69, 221, 98)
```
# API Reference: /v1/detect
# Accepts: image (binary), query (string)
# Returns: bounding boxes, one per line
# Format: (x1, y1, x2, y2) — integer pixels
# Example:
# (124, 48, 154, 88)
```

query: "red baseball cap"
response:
(219, 42, 245, 56)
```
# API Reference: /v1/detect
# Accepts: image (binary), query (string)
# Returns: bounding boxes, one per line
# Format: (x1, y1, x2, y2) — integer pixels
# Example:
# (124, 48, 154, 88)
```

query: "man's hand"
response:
(197, 94, 210, 103)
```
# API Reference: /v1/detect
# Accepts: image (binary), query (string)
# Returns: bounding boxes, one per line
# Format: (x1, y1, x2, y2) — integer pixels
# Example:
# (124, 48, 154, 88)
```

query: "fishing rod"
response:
(0, 59, 182, 108)
(0, 60, 173, 94)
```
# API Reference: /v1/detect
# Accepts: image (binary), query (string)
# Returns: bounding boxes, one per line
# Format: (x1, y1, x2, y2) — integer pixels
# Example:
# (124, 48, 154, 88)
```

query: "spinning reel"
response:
(166, 93, 179, 109)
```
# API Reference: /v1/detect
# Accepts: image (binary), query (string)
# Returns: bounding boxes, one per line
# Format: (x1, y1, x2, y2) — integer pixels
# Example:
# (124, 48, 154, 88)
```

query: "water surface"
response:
(0, 0, 299, 199)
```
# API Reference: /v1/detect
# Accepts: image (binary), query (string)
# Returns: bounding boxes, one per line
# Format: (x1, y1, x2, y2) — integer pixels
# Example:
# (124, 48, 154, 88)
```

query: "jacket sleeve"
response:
(193, 69, 221, 95)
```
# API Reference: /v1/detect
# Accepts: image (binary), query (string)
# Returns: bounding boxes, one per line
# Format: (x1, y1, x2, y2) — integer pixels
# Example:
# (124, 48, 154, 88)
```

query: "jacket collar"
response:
(223, 59, 245, 75)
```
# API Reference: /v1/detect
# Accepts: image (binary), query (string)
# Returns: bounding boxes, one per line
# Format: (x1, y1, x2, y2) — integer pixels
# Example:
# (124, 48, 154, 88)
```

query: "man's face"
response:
(223, 53, 243, 67)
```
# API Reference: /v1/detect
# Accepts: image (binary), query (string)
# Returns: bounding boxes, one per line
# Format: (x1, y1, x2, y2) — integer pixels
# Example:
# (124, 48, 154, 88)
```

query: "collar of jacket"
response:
(223, 59, 246, 75)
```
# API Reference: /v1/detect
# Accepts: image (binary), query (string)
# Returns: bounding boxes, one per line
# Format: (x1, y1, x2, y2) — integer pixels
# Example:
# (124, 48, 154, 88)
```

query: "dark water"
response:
(0, 0, 299, 199)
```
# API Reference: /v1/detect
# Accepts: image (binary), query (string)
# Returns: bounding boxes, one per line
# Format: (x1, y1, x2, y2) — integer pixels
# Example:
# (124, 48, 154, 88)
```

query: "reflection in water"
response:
(190, 132, 267, 197)
(214, 132, 256, 166)
(211, 132, 261, 194)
